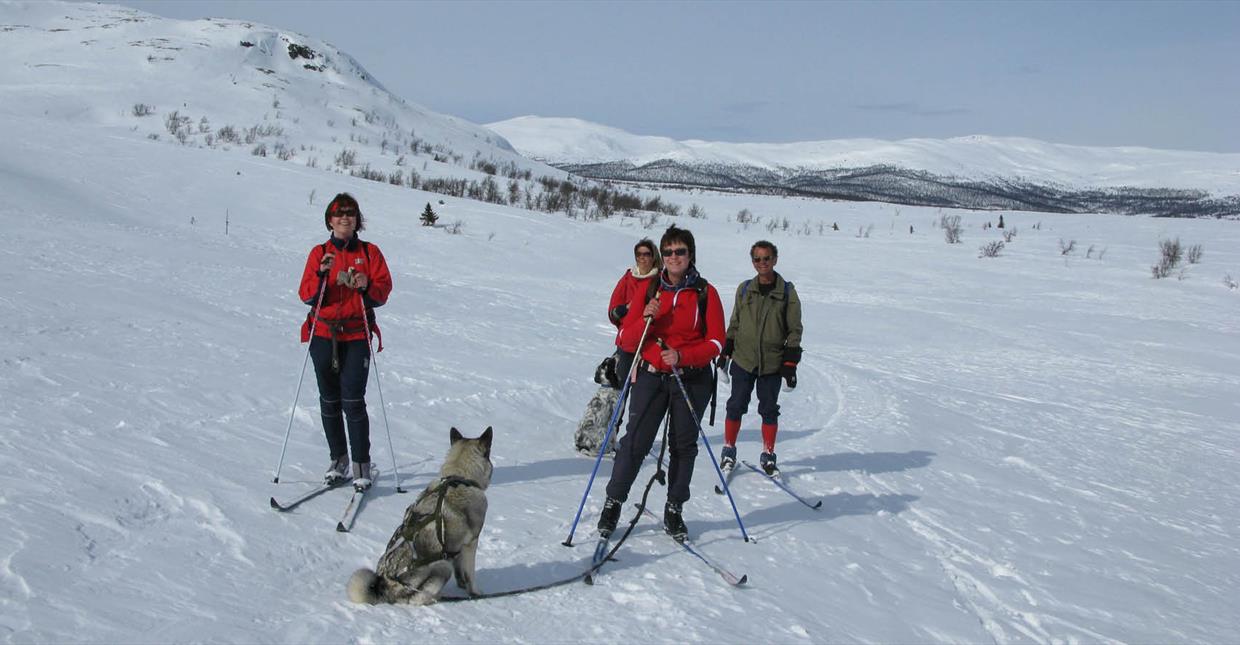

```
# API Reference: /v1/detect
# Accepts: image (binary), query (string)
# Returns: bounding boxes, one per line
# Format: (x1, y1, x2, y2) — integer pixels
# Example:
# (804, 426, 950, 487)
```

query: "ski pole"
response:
(273, 264, 330, 483)
(660, 339, 750, 543)
(358, 287, 406, 494)
(562, 311, 656, 547)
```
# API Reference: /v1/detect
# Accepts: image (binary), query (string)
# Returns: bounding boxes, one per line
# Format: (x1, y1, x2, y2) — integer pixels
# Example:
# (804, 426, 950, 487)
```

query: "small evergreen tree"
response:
(420, 202, 438, 226)
(998, 214, 1006, 229)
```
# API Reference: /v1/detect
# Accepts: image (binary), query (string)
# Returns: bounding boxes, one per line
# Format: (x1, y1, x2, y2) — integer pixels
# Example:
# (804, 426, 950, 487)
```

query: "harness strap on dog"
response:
(394, 476, 483, 572)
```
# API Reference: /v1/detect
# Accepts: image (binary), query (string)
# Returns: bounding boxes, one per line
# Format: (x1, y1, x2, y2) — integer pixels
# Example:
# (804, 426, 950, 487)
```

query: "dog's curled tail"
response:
(347, 568, 382, 604)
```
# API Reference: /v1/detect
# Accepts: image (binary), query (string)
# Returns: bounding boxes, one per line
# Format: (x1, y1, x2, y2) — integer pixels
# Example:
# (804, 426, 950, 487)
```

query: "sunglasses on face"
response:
(635, 250, 653, 258)
(661, 248, 689, 257)
(751, 255, 773, 263)
(332, 210, 358, 219)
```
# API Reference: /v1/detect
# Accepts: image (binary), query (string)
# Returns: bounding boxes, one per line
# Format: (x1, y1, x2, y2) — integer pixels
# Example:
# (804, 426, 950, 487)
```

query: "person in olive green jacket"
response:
(718, 240, 803, 477)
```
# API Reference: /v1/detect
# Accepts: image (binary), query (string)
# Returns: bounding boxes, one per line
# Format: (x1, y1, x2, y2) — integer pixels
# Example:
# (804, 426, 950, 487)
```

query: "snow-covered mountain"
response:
(489, 116, 1240, 217)
(0, 1, 560, 185)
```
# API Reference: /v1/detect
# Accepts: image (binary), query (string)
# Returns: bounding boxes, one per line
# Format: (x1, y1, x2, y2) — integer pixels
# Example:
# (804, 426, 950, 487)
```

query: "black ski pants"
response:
(309, 336, 371, 464)
(606, 366, 712, 505)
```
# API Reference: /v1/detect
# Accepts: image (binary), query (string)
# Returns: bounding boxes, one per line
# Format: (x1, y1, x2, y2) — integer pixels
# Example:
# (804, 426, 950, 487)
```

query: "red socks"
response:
(761, 423, 778, 454)
(724, 418, 741, 446)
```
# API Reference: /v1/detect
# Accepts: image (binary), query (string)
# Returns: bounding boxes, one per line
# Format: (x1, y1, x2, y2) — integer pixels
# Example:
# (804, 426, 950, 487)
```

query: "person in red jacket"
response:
(297, 193, 393, 491)
(606, 238, 661, 384)
(597, 225, 726, 542)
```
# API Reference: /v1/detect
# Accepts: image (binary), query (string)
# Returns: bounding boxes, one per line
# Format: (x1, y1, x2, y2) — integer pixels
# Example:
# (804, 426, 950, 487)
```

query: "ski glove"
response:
(609, 304, 628, 325)
(781, 362, 797, 389)
(722, 338, 735, 360)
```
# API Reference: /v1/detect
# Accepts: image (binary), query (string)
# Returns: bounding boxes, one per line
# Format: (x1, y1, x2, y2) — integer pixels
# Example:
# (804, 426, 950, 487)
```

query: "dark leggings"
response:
(606, 368, 711, 505)
(309, 336, 371, 463)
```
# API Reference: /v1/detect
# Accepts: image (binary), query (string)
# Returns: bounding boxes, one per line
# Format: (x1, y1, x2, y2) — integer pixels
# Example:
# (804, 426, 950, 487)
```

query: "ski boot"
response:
(351, 461, 374, 492)
(759, 451, 780, 478)
(324, 455, 350, 486)
(664, 502, 688, 542)
(597, 497, 622, 537)
(719, 445, 737, 474)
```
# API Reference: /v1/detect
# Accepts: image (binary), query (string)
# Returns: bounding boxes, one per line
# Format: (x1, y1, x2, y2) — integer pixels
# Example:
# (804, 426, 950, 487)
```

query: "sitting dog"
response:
(348, 427, 493, 605)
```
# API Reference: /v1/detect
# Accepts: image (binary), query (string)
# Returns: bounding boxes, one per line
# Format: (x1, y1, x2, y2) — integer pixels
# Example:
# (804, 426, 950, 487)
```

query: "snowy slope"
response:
(488, 115, 1240, 195)
(4, 112, 1240, 643)
(0, 1, 557, 184)
(3, 2, 1240, 644)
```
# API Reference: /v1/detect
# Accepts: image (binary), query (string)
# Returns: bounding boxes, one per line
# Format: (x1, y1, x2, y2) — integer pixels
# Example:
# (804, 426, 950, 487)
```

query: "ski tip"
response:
(713, 485, 724, 495)
(269, 497, 284, 511)
(583, 574, 594, 586)
(336, 522, 349, 533)
(736, 574, 749, 585)
(811, 500, 824, 510)
(272, 477, 280, 484)
(396, 487, 408, 494)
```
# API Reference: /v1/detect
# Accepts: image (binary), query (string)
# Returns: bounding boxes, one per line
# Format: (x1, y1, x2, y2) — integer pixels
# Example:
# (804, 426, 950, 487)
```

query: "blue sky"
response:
(116, 1, 1240, 152)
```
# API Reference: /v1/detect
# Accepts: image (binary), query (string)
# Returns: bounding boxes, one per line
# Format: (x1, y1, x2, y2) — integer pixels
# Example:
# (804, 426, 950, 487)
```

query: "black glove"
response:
(609, 304, 629, 324)
(722, 338, 735, 359)
(781, 362, 797, 389)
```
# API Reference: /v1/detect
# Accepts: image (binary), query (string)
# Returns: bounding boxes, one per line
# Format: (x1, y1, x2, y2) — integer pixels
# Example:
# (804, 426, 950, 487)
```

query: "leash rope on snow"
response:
(440, 413, 672, 602)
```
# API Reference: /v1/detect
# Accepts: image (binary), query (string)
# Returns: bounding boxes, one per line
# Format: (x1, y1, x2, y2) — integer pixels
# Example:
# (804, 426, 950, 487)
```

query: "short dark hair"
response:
(751, 240, 777, 258)
(660, 225, 696, 263)
(324, 192, 364, 232)
(634, 238, 662, 269)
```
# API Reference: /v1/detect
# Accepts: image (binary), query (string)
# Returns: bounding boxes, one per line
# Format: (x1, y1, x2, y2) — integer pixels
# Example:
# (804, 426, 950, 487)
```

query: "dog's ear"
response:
(450, 427, 463, 445)
(480, 426, 493, 459)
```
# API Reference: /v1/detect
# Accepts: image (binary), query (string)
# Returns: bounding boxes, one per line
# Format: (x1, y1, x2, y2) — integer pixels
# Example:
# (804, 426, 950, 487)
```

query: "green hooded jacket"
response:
(725, 272, 803, 375)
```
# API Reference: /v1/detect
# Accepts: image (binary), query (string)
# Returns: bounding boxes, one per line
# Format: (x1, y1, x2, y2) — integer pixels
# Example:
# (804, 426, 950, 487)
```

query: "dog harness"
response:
(388, 476, 483, 574)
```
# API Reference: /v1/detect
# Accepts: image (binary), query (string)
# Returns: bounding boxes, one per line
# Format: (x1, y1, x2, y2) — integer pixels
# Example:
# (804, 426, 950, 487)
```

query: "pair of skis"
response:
(715, 460, 823, 510)
(586, 505, 747, 587)
(269, 471, 377, 532)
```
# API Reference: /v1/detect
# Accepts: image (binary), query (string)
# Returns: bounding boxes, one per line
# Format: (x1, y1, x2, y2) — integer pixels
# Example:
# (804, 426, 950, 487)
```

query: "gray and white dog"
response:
(348, 427, 493, 605)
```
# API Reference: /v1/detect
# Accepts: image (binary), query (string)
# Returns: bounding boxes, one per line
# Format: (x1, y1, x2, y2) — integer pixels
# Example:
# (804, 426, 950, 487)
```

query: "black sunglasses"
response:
(751, 255, 773, 263)
(635, 250, 653, 257)
(661, 248, 689, 257)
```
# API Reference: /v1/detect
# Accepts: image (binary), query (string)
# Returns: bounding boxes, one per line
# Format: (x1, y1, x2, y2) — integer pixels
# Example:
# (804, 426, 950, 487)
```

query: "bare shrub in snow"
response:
(687, 203, 706, 219)
(856, 223, 874, 238)
(1059, 238, 1076, 256)
(765, 219, 778, 233)
(941, 214, 962, 244)
(641, 212, 660, 230)
(132, 103, 155, 117)
(1223, 274, 1238, 290)
(1186, 244, 1203, 264)
(251, 143, 267, 157)
(1152, 238, 1183, 279)
(216, 125, 239, 144)
(978, 240, 1004, 258)
(735, 209, 754, 224)
(445, 220, 464, 235)
(334, 148, 357, 168)
(1003, 227, 1017, 243)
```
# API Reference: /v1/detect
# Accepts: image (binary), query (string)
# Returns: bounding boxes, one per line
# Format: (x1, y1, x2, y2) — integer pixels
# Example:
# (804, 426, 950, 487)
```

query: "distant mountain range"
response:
(488, 117, 1240, 217)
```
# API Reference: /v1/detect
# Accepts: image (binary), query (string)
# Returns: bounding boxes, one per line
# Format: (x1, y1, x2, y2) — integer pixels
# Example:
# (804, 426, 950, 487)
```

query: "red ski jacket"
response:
(617, 269, 725, 372)
(608, 268, 657, 350)
(298, 236, 392, 346)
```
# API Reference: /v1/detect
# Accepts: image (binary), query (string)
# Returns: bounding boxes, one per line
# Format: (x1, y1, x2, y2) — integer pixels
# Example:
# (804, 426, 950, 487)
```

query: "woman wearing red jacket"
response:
(297, 193, 393, 491)
(598, 225, 725, 542)
(605, 238, 660, 384)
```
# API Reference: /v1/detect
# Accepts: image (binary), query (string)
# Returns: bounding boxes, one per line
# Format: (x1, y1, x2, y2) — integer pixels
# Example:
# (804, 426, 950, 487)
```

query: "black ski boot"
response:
(597, 497, 622, 537)
(760, 451, 780, 478)
(663, 502, 688, 542)
(719, 445, 737, 473)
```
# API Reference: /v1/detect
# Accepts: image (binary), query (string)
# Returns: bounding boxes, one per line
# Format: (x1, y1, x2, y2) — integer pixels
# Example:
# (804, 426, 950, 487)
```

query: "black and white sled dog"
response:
(348, 427, 493, 605)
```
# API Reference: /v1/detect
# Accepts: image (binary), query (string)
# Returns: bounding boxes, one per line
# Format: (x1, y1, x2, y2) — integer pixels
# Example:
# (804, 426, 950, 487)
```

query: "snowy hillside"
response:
(3, 2, 1240, 643)
(0, 1, 560, 187)
(489, 116, 1240, 217)
(5, 108, 1240, 643)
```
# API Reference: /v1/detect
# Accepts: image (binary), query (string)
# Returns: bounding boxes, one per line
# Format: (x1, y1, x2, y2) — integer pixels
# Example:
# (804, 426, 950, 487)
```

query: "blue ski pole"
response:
(660, 339, 751, 543)
(562, 314, 655, 547)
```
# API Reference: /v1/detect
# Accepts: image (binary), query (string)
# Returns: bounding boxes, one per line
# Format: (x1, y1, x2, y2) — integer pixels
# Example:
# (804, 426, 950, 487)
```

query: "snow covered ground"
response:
(3, 112, 1239, 643)
(3, 2, 1240, 643)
